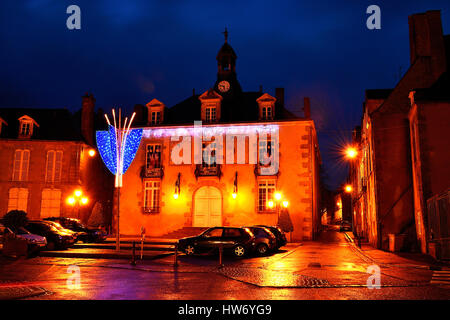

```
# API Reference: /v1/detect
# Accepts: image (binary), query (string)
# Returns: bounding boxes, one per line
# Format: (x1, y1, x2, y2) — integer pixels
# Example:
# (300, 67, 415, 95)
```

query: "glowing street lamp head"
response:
(67, 197, 75, 206)
(345, 147, 358, 159)
(232, 192, 237, 199)
(267, 200, 274, 209)
(282, 200, 289, 208)
(81, 197, 89, 205)
(74, 190, 82, 197)
(345, 185, 353, 193)
(274, 192, 282, 201)
(88, 149, 96, 157)
(173, 193, 179, 200)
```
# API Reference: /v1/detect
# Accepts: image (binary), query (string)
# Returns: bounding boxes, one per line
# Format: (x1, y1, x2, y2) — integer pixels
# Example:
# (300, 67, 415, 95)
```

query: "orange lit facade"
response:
(0, 96, 113, 223)
(117, 37, 321, 241)
(350, 11, 449, 252)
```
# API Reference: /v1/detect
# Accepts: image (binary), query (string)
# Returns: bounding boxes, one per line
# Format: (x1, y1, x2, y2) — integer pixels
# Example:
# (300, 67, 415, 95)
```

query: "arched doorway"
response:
(193, 186, 222, 227)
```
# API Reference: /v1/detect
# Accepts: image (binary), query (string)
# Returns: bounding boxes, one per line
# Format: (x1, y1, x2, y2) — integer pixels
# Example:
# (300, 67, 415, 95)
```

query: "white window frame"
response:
(7, 188, 28, 212)
(40, 188, 62, 218)
(45, 150, 63, 183)
(262, 106, 272, 120)
(258, 135, 273, 166)
(258, 180, 276, 212)
(19, 120, 33, 137)
(144, 180, 160, 213)
(202, 141, 217, 168)
(12, 149, 30, 181)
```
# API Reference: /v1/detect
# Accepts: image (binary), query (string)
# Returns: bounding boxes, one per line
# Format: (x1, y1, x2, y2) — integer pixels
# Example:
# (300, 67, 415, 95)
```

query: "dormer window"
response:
(199, 89, 222, 123)
(262, 106, 272, 120)
(150, 111, 161, 125)
(257, 93, 276, 121)
(205, 106, 217, 122)
(0, 117, 7, 136)
(146, 99, 165, 126)
(18, 115, 39, 138)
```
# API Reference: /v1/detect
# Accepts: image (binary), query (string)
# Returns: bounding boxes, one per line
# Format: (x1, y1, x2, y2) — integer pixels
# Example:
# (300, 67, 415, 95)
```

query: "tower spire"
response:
(222, 27, 228, 43)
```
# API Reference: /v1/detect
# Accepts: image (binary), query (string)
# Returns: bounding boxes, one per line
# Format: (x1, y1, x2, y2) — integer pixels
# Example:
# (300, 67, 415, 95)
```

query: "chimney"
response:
(408, 10, 446, 78)
(81, 93, 95, 145)
(303, 97, 311, 119)
(275, 88, 284, 108)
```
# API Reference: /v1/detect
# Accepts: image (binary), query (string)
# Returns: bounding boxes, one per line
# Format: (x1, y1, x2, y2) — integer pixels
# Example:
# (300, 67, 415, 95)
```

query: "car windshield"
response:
(17, 227, 30, 235)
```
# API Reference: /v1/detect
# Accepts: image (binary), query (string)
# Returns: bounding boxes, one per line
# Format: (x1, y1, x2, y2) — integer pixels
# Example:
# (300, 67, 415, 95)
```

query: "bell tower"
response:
(214, 28, 242, 99)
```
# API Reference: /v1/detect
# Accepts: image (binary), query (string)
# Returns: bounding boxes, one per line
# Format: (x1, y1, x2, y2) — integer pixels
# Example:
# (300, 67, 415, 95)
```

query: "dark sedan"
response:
(25, 221, 76, 250)
(243, 226, 277, 255)
(254, 225, 287, 249)
(44, 217, 107, 243)
(178, 227, 256, 258)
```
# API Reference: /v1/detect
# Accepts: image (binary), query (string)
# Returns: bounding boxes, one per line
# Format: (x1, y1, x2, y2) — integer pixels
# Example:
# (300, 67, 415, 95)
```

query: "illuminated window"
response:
(258, 180, 275, 212)
(258, 135, 272, 165)
(146, 144, 162, 169)
(45, 150, 63, 183)
(40, 189, 61, 218)
(202, 142, 216, 168)
(150, 111, 161, 125)
(12, 149, 30, 181)
(7, 188, 28, 212)
(144, 181, 160, 213)
(205, 107, 216, 122)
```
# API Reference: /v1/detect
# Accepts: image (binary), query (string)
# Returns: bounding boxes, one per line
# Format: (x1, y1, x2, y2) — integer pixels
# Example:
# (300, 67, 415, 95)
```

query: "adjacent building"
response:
(350, 10, 449, 254)
(116, 35, 321, 241)
(0, 94, 113, 224)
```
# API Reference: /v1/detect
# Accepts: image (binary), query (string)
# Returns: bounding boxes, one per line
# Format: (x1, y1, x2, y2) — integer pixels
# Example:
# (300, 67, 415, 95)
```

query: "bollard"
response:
(218, 245, 224, 268)
(130, 241, 136, 266)
(174, 242, 179, 268)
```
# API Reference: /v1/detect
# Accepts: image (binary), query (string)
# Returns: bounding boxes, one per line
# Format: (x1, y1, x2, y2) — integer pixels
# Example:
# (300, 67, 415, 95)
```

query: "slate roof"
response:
(0, 108, 83, 141)
(163, 90, 300, 125)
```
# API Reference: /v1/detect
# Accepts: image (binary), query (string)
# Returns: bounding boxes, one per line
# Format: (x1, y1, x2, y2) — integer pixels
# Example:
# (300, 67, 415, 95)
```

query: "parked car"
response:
(340, 221, 352, 232)
(254, 225, 287, 249)
(44, 217, 107, 243)
(178, 227, 256, 258)
(243, 226, 277, 255)
(0, 223, 47, 251)
(42, 220, 86, 244)
(25, 221, 76, 250)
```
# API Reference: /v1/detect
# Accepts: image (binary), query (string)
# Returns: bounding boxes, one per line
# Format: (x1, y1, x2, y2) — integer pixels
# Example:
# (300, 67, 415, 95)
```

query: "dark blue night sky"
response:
(1, 0, 450, 189)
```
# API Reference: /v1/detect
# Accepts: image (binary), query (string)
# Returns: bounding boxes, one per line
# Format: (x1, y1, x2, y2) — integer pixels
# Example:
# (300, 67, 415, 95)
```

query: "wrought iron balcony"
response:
(254, 164, 279, 177)
(140, 165, 164, 179)
(195, 164, 222, 178)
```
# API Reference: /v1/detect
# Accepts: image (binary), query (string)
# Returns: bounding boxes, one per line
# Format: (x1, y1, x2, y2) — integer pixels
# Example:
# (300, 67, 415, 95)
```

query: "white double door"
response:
(193, 186, 222, 227)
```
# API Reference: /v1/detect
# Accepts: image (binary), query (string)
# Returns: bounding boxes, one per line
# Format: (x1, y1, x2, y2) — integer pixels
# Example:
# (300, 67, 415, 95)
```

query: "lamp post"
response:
(267, 191, 289, 219)
(96, 108, 143, 251)
(66, 189, 89, 220)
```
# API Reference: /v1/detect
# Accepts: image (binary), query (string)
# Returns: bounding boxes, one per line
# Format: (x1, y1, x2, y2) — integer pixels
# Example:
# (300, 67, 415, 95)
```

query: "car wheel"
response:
(233, 245, 246, 257)
(256, 243, 269, 256)
(185, 244, 195, 255)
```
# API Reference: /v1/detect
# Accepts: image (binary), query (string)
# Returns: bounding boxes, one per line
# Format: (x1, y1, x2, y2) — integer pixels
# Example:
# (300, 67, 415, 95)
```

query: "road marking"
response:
(431, 270, 450, 284)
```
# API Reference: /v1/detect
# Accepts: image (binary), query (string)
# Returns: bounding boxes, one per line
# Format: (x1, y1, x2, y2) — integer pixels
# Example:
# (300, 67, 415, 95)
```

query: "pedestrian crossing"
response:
(431, 269, 450, 285)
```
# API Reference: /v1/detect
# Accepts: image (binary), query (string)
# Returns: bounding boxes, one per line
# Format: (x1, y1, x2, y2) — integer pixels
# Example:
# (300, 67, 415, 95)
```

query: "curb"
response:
(38, 250, 174, 261)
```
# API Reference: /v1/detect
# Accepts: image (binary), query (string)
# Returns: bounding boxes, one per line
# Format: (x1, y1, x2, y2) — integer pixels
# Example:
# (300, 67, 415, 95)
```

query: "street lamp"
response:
(267, 191, 289, 219)
(88, 149, 96, 157)
(345, 147, 358, 159)
(345, 185, 353, 193)
(66, 189, 89, 219)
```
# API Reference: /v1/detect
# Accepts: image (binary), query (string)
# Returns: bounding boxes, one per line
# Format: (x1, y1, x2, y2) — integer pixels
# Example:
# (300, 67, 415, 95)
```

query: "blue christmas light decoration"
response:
(95, 110, 142, 187)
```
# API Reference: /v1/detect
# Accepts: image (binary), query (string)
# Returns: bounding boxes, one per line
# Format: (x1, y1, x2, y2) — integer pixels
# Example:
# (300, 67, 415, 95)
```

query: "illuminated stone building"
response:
(350, 11, 449, 252)
(0, 94, 113, 223)
(118, 34, 321, 241)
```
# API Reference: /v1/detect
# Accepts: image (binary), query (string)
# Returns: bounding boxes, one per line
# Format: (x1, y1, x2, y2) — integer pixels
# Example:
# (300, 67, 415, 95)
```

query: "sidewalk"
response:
(344, 231, 449, 270)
